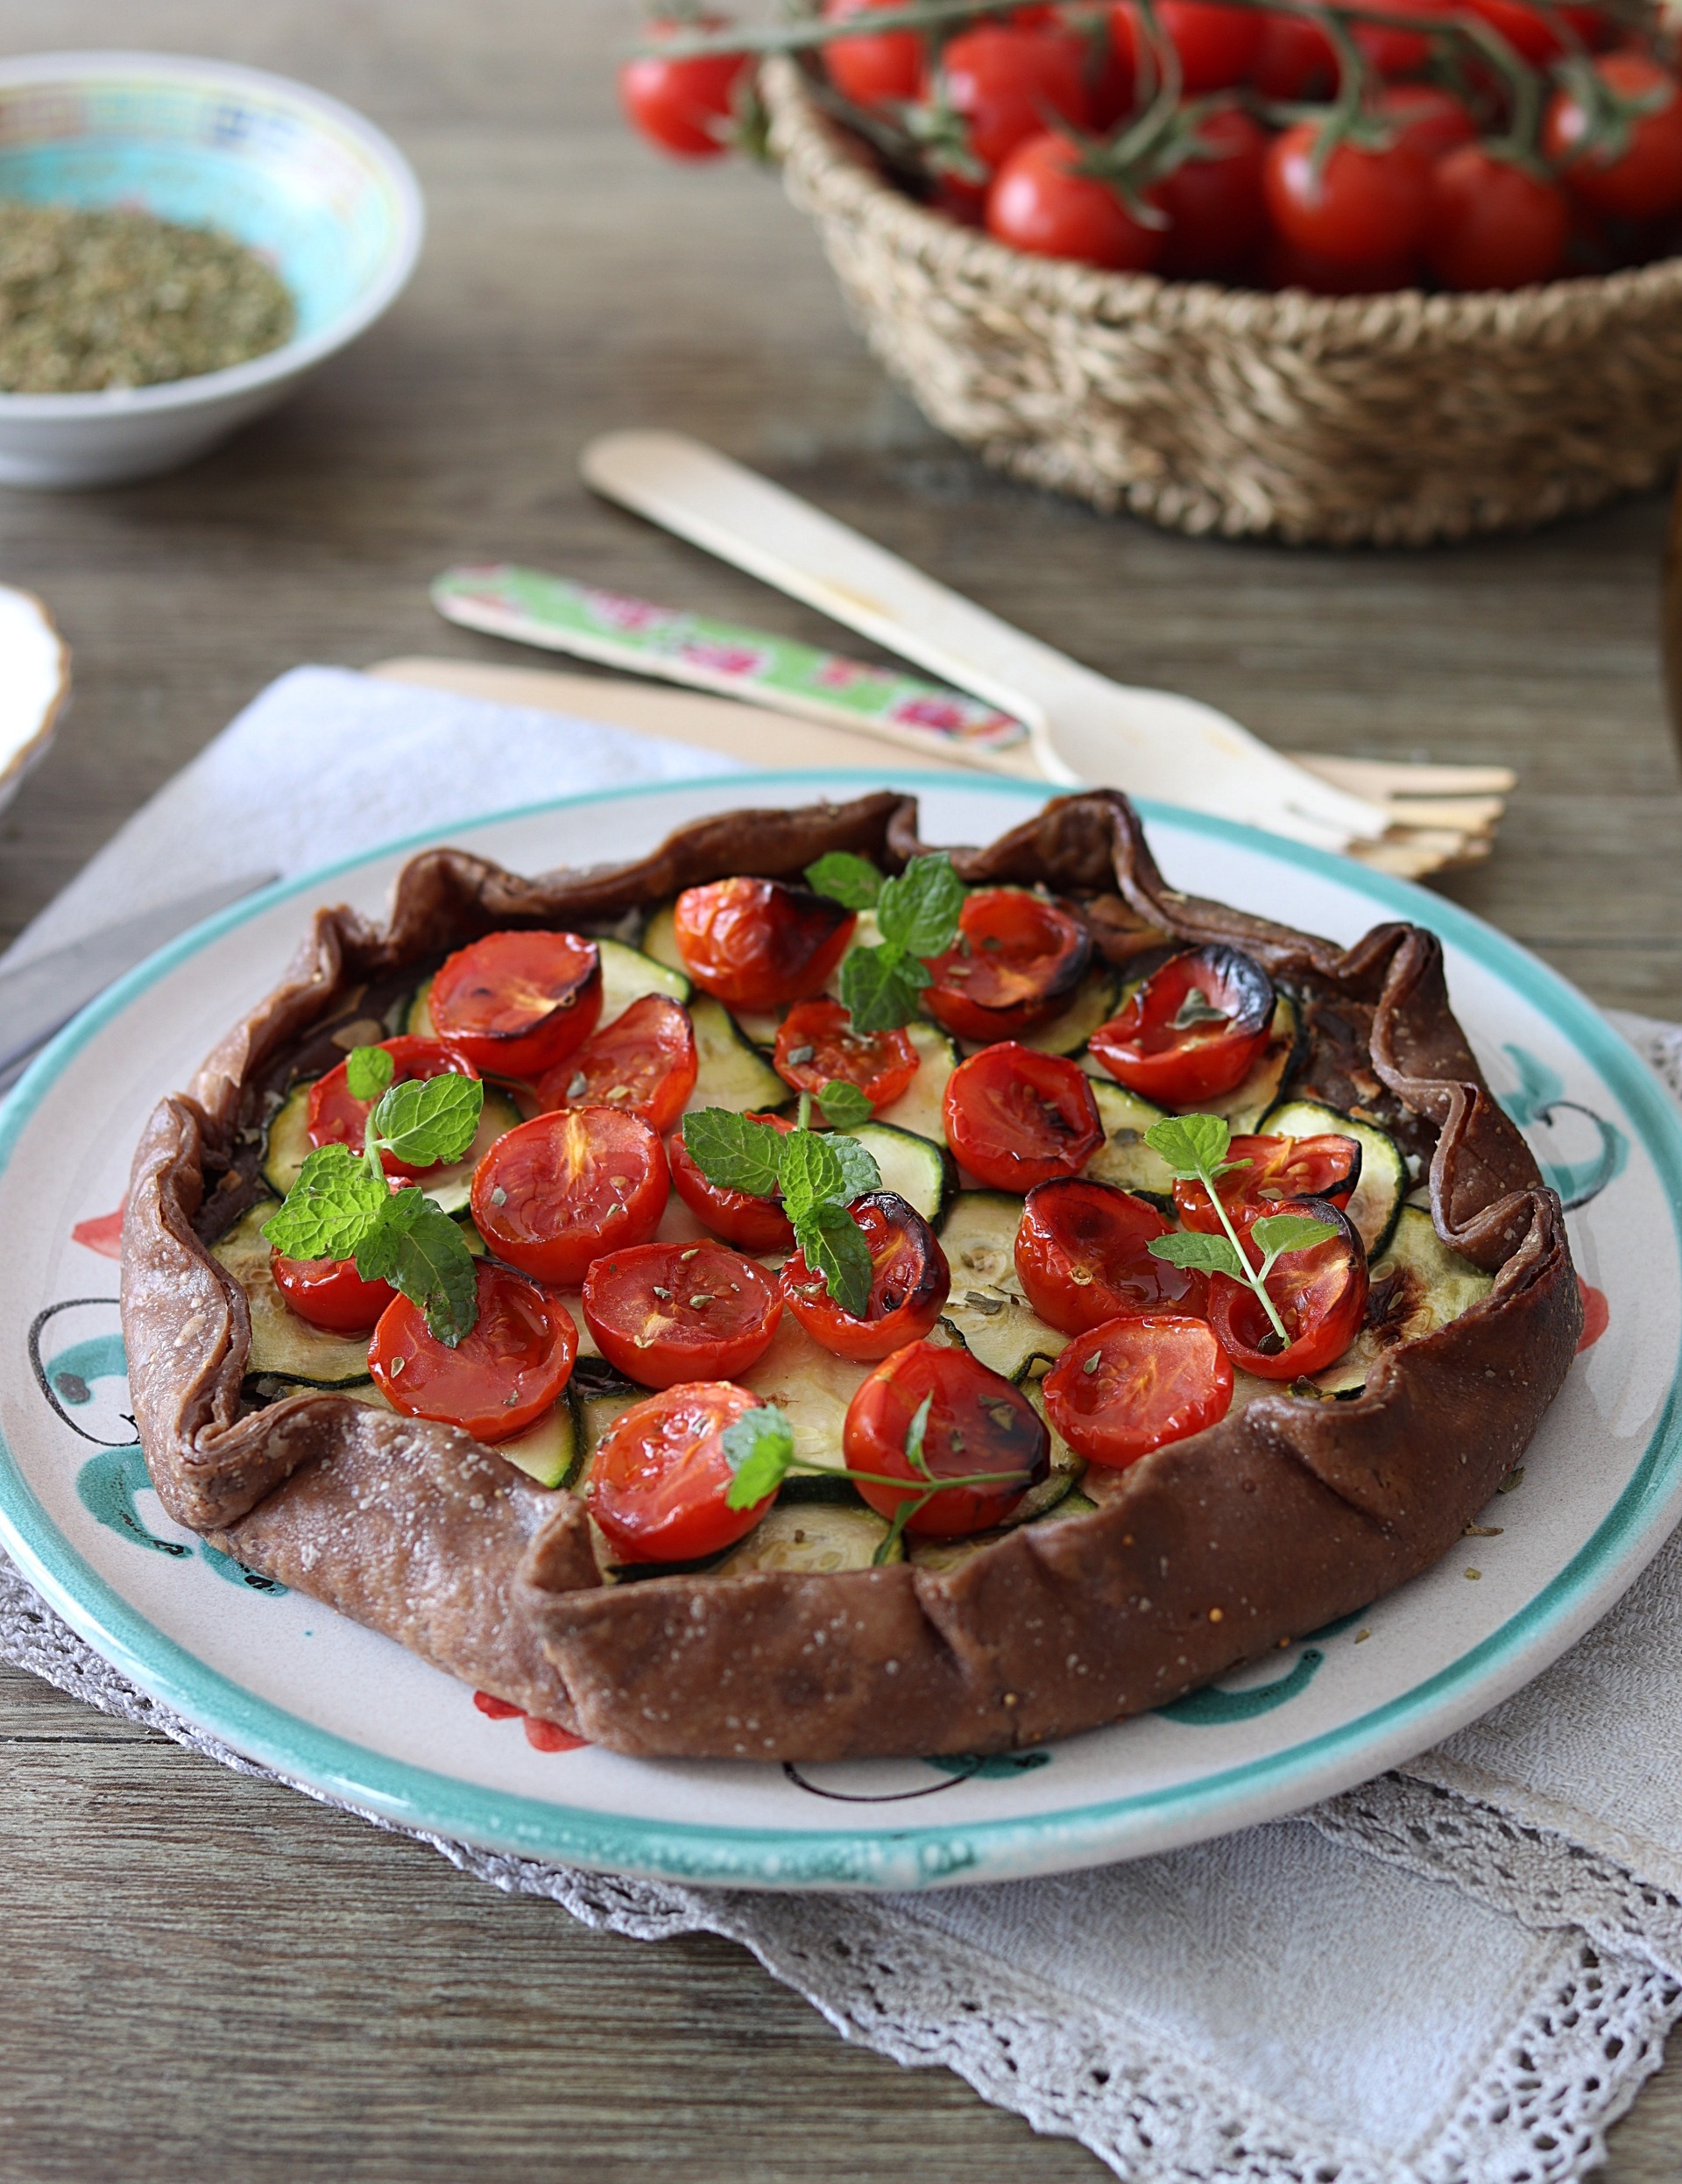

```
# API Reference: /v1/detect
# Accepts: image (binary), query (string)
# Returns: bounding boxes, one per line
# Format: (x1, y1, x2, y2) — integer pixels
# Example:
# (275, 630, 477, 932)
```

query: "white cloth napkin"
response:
(6, 664, 1682, 2184)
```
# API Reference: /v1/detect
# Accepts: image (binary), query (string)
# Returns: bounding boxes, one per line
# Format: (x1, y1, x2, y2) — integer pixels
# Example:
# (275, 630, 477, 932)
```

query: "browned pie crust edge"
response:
(122, 791, 1581, 1762)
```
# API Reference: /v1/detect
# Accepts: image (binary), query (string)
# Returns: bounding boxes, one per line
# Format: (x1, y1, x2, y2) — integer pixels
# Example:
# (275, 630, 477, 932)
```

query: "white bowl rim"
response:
(0, 48, 426, 419)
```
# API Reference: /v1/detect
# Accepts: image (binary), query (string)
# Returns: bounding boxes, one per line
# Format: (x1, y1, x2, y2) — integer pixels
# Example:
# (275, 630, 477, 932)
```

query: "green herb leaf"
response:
(722, 1402, 796, 1509)
(372, 1071, 484, 1169)
(777, 1129, 847, 1225)
(1170, 986, 1228, 1030)
(345, 1043, 396, 1102)
(260, 1144, 390, 1262)
(1143, 1112, 1233, 1181)
(1249, 1212, 1339, 1263)
(904, 1391, 934, 1479)
(817, 1078, 874, 1130)
(681, 1108, 787, 1198)
(356, 1188, 480, 1346)
(876, 853, 965, 957)
(795, 1200, 874, 1318)
(1147, 1229, 1247, 1278)
(804, 851, 882, 909)
(837, 939, 926, 1033)
(828, 1132, 882, 1203)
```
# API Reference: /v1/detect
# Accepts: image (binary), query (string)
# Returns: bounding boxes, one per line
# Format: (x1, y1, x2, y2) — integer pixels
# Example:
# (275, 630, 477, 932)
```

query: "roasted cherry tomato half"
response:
(583, 1240, 782, 1387)
(773, 997, 919, 1109)
(534, 993, 698, 1134)
(1173, 1131, 1360, 1234)
(1205, 1198, 1369, 1381)
(943, 1042, 1103, 1192)
(270, 1249, 397, 1333)
(844, 1339, 1048, 1537)
(470, 1107, 668, 1285)
(369, 1261, 577, 1442)
(922, 888, 1093, 1043)
(781, 1190, 951, 1361)
(587, 1381, 774, 1565)
(673, 877, 856, 1012)
(428, 929, 603, 1079)
(1014, 1178, 1207, 1334)
(1088, 945, 1274, 1106)
(667, 1109, 795, 1251)
(1042, 1313, 1233, 1468)
(307, 1035, 480, 1181)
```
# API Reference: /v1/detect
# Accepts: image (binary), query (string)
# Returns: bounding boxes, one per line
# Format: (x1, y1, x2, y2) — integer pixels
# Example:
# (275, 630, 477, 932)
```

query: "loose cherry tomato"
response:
(821, 0, 925, 106)
(986, 132, 1164, 270)
(674, 877, 856, 1012)
(1250, 13, 1336, 99)
(1264, 125, 1432, 270)
(369, 1262, 577, 1441)
(270, 1250, 397, 1333)
(618, 19, 750, 159)
(1014, 1177, 1207, 1332)
(470, 1108, 668, 1285)
(1465, 0, 1606, 64)
(1156, 106, 1269, 279)
(943, 1043, 1104, 1191)
(1205, 1198, 1369, 1379)
(1089, 945, 1274, 1106)
(587, 1381, 774, 1564)
(1376, 83, 1477, 166)
(534, 993, 697, 1134)
(1426, 146, 1568, 289)
(1042, 1313, 1233, 1467)
(307, 1036, 480, 1181)
(583, 1240, 782, 1387)
(774, 997, 919, 1108)
(781, 1190, 951, 1360)
(429, 929, 603, 1080)
(844, 1339, 1048, 1537)
(666, 1109, 795, 1251)
(939, 25, 1092, 170)
(1544, 54, 1682, 221)
(1111, 1, 1262, 91)
(1173, 1130, 1360, 1233)
(922, 887, 1093, 1043)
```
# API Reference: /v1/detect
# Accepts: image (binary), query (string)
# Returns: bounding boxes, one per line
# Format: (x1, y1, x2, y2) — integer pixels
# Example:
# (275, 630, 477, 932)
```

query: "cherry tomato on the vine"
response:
(1544, 53, 1682, 221)
(843, 1339, 1048, 1537)
(583, 1239, 782, 1387)
(369, 1262, 577, 1442)
(773, 997, 919, 1109)
(1014, 1177, 1208, 1333)
(1250, 13, 1336, 101)
(987, 132, 1163, 270)
(587, 1381, 774, 1564)
(820, 0, 925, 107)
(781, 1190, 951, 1360)
(271, 1250, 396, 1333)
(1042, 1311, 1232, 1467)
(1205, 1198, 1369, 1379)
(674, 877, 856, 1012)
(618, 19, 752, 161)
(938, 25, 1092, 172)
(922, 887, 1092, 1043)
(1155, 107, 1269, 279)
(1344, 0, 1452, 79)
(470, 1107, 668, 1285)
(1088, 944, 1274, 1106)
(1110, 1, 1263, 94)
(1260, 231, 1421, 293)
(534, 992, 697, 1134)
(1172, 1131, 1360, 1233)
(1426, 146, 1568, 290)
(1464, 0, 1607, 64)
(1264, 124, 1432, 271)
(429, 929, 603, 1079)
(943, 1042, 1104, 1191)
(307, 1036, 479, 1180)
(1376, 84, 1477, 167)
(667, 1109, 795, 1252)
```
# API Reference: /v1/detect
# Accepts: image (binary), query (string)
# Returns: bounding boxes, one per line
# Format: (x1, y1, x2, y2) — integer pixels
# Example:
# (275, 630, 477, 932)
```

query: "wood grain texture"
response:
(0, 3, 1678, 2178)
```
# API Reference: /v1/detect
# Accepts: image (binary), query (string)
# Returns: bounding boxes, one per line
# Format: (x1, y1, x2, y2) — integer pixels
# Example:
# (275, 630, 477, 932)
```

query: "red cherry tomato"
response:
(1259, 231, 1421, 293)
(939, 25, 1092, 170)
(821, 0, 925, 106)
(369, 1262, 577, 1442)
(587, 1381, 774, 1564)
(943, 1043, 1104, 1192)
(666, 1109, 795, 1251)
(1465, 0, 1606, 64)
(773, 997, 919, 1108)
(1088, 945, 1274, 1106)
(1344, 0, 1452, 77)
(307, 1036, 480, 1181)
(583, 1240, 781, 1387)
(1250, 13, 1336, 99)
(986, 132, 1163, 270)
(843, 1339, 1048, 1537)
(270, 1250, 397, 1332)
(781, 1191, 951, 1361)
(1426, 146, 1568, 289)
(1173, 1131, 1361, 1233)
(618, 19, 750, 159)
(1205, 1198, 1369, 1379)
(1111, 1, 1263, 92)
(1544, 54, 1682, 220)
(534, 993, 697, 1134)
(470, 1108, 668, 1285)
(922, 887, 1093, 1043)
(1042, 1313, 1233, 1467)
(1264, 124, 1431, 269)
(673, 878, 856, 1012)
(1014, 1178, 1207, 1333)
(429, 930, 603, 1079)
(1376, 84, 1477, 166)
(1156, 106, 1269, 279)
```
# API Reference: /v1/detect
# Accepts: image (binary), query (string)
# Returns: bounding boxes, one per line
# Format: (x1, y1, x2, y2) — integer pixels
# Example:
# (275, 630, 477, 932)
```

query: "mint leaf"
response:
(722, 1402, 795, 1509)
(817, 1078, 874, 1130)
(804, 852, 882, 910)
(829, 1131, 882, 1204)
(1249, 1212, 1338, 1264)
(1144, 1113, 1233, 1180)
(1147, 1229, 1247, 1277)
(876, 853, 964, 957)
(1171, 986, 1229, 1030)
(904, 1390, 933, 1479)
(356, 1188, 480, 1346)
(261, 1144, 390, 1262)
(372, 1071, 484, 1169)
(776, 1129, 846, 1224)
(838, 940, 925, 1033)
(682, 1108, 786, 1197)
(346, 1043, 397, 1101)
(795, 1200, 873, 1318)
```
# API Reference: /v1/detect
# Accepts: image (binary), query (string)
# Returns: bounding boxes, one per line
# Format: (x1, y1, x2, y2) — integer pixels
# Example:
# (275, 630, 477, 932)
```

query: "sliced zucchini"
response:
(261, 1080, 520, 1219)
(1180, 993, 1302, 1134)
(493, 1399, 579, 1490)
(909, 1476, 1099, 1572)
(568, 1360, 651, 1476)
(874, 1021, 959, 1146)
(1085, 1080, 1175, 1200)
(1014, 967, 1120, 1058)
(1015, 1377, 1085, 1521)
(260, 1083, 314, 1198)
(406, 978, 436, 1037)
(687, 996, 791, 1114)
(838, 1120, 956, 1225)
(244, 1372, 383, 1410)
(211, 1203, 374, 1387)
(712, 1501, 902, 1575)
(640, 901, 685, 975)
(739, 1316, 873, 1477)
(1261, 1097, 1407, 1259)
(936, 1191, 1069, 1382)
(597, 936, 691, 1019)
(1310, 1205, 1495, 1396)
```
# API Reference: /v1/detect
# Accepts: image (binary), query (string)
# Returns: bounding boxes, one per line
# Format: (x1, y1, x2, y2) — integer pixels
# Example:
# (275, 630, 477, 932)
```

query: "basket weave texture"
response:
(765, 55, 1682, 545)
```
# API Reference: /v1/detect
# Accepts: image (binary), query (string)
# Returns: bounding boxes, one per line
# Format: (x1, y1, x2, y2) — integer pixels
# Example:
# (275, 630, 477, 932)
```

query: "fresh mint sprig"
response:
(804, 850, 965, 1035)
(679, 1106, 882, 1316)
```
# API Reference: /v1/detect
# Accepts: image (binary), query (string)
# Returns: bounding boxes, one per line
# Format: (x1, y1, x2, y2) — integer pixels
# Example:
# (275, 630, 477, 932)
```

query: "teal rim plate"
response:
(2, 771, 1678, 1891)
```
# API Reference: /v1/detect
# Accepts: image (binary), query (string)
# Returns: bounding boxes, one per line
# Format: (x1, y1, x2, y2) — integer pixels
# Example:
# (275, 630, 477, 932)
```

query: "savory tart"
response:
(124, 791, 1580, 1762)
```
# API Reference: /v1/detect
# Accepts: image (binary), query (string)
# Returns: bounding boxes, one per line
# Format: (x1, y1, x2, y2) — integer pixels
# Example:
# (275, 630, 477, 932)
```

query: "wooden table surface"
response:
(3, 4, 1681, 2178)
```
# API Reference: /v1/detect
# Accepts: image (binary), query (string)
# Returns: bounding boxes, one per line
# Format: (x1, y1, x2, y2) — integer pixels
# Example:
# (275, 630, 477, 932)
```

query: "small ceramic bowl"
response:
(0, 51, 425, 489)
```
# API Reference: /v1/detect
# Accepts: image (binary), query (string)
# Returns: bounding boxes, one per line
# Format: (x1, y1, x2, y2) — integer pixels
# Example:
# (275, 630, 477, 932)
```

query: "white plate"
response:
(2, 772, 1678, 1891)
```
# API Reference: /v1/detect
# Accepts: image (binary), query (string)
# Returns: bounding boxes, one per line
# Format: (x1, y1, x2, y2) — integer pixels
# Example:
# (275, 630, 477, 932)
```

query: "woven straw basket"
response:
(764, 55, 1682, 545)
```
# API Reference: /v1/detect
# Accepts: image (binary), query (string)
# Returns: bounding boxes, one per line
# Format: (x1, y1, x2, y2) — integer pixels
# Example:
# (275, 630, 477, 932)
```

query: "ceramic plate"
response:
(2, 772, 1678, 1891)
